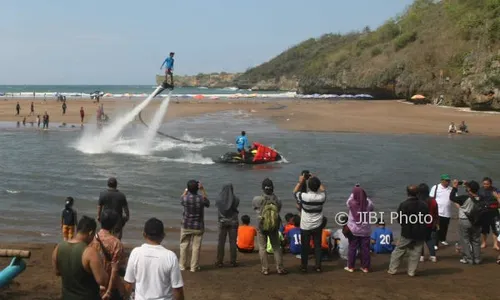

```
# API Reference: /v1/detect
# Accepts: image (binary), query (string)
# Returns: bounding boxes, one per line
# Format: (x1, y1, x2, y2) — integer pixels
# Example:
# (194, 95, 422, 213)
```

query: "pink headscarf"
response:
(348, 187, 368, 224)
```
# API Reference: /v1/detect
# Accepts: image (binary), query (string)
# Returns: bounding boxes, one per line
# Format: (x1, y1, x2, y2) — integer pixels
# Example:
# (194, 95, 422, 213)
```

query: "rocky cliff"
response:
(234, 0, 500, 110)
(157, 72, 241, 88)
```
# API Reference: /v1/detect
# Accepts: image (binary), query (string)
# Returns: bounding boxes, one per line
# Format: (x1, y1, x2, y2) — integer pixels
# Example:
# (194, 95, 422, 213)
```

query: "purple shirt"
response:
(181, 192, 210, 230)
(346, 194, 374, 237)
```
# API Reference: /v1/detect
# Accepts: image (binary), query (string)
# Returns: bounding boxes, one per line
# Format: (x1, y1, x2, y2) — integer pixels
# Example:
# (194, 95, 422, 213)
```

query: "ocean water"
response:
(0, 85, 373, 100)
(0, 108, 499, 245)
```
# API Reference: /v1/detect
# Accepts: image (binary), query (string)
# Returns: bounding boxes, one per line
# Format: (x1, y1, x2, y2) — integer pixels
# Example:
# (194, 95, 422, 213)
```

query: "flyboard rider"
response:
(160, 52, 175, 89)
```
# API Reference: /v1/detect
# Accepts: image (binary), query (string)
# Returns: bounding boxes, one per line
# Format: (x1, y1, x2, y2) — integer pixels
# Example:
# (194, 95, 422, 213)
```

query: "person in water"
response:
(160, 52, 175, 88)
(459, 121, 469, 133)
(236, 131, 250, 159)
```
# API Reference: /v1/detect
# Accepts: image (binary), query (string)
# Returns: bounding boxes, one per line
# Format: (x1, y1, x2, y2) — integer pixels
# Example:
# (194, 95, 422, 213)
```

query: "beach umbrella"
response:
(411, 94, 426, 100)
(193, 94, 205, 100)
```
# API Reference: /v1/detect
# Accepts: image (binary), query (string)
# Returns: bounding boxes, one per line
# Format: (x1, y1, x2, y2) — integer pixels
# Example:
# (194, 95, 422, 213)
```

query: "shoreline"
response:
(1, 98, 500, 136)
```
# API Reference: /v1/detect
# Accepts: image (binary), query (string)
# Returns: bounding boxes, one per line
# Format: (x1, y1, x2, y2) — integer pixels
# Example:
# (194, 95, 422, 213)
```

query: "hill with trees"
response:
(234, 0, 500, 109)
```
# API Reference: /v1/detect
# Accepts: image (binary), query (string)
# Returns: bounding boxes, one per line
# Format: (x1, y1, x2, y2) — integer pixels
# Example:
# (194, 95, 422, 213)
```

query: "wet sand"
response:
(2, 97, 500, 136)
(1, 220, 499, 300)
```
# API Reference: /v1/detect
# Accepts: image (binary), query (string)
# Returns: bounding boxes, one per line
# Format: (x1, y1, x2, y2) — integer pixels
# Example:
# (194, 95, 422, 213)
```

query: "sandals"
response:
(277, 269, 288, 275)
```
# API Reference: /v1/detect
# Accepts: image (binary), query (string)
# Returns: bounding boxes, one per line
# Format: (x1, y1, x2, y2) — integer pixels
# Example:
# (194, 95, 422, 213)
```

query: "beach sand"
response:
(1, 220, 499, 300)
(2, 97, 499, 136)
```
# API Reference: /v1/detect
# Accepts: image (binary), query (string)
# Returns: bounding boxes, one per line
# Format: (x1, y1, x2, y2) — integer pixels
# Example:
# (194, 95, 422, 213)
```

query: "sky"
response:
(1, 0, 415, 85)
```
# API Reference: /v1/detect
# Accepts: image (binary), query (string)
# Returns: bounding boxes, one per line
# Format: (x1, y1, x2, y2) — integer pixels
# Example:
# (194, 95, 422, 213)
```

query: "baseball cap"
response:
(440, 174, 450, 181)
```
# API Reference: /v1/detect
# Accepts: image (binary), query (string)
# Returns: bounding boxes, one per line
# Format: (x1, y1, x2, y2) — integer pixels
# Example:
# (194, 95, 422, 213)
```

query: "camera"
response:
(301, 170, 311, 180)
(458, 180, 463, 185)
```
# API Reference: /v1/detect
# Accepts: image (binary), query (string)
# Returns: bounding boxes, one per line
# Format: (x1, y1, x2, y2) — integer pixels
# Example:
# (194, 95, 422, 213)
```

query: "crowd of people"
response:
(52, 174, 500, 300)
(14, 101, 87, 128)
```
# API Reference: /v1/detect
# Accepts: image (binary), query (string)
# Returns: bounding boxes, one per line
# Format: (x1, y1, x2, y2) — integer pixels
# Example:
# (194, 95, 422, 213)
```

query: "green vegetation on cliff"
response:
(235, 0, 500, 108)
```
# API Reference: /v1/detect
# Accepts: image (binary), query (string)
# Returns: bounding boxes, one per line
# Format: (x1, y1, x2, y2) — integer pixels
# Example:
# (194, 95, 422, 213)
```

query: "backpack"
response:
(466, 195, 499, 226)
(259, 195, 280, 232)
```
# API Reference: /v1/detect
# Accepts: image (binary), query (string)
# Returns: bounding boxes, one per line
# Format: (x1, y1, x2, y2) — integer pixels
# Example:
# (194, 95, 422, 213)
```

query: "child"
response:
(286, 215, 302, 257)
(370, 219, 394, 254)
(61, 197, 77, 241)
(332, 215, 349, 260)
(280, 213, 295, 235)
(237, 215, 257, 253)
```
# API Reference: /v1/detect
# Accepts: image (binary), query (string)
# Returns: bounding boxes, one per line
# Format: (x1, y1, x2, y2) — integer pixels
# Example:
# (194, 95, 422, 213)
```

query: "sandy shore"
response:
(2, 97, 500, 136)
(1, 220, 499, 300)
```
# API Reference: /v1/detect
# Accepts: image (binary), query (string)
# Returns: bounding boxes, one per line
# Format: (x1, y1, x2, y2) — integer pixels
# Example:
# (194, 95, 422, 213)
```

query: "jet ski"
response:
(90, 91, 104, 100)
(216, 142, 282, 164)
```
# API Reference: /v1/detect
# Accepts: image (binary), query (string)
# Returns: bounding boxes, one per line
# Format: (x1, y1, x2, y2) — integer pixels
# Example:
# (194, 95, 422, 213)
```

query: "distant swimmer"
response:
(236, 131, 250, 159)
(160, 52, 175, 89)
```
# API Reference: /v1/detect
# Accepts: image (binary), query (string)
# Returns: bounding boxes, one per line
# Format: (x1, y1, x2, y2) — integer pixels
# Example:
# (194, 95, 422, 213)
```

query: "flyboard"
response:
(140, 81, 203, 144)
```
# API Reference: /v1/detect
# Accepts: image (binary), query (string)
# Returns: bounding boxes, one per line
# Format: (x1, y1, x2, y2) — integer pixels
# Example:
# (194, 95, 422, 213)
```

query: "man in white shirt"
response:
(429, 174, 454, 247)
(124, 218, 184, 300)
(294, 174, 326, 272)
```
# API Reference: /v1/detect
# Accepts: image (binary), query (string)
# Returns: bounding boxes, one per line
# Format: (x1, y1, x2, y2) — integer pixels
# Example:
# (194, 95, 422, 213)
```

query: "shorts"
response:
(62, 225, 75, 239)
(482, 221, 498, 235)
(166, 68, 173, 75)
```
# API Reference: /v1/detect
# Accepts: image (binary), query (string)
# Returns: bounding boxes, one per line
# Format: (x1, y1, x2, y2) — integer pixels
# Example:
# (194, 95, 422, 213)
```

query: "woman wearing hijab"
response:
(345, 185, 374, 273)
(215, 183, 240, 267)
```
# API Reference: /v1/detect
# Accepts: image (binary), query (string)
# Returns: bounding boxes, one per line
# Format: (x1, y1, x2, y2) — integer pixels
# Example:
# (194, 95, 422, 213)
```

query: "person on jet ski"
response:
(236, 131, 250, 159)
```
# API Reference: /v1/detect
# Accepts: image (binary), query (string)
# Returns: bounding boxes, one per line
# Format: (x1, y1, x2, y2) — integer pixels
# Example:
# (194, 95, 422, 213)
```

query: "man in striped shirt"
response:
(294, 175, 327, 273)
(179, 180, 210, 272)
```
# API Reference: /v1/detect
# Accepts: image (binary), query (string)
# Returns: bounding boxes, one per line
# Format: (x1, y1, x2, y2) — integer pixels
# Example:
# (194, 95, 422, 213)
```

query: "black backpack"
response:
(467, 195, 499, 226)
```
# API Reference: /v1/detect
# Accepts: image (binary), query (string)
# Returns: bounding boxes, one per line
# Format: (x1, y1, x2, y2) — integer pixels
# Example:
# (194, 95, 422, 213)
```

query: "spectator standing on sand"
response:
(430, 174, 454, 248)
(30, 102, 35, 116)
(62, 101, 67, 115)
(388, 185, 428, 277)
(36, 115, 41, 128)
(61, 197, 78, 241)
(345, 185, 374, 273)
(52, 216, 109, 300)
(252, 178, 288, 275)
(80, 107, 85, 125)
(450, 180, 483, 264)
(16, 102, 20, 115)
(479, 177, 500, 250)
(89, 210, 126, 300)
(124, 218, 184, 300)
(179, 180, 210, 272)
(418, 183, 438, 263)
(293, 174, 327, 273)
(215, 183, 240, 267)
(97, 177, 130, 240)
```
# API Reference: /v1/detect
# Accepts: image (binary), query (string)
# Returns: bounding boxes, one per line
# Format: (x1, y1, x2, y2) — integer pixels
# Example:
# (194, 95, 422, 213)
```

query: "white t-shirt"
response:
(295, 191, 326, 230)
(124, 243, 183, 300)
(332, 229, 348, 260)
(429, 184, 454, 218)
